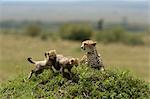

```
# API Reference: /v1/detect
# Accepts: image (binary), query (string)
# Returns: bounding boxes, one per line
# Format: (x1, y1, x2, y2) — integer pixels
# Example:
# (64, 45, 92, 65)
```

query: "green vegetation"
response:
(60, 23, 93, 41)
(95, 27, 144, 45)
(0, 65, 149, 98)
(25, 24, 42, 37)
(97, 19, 104, 30)
(1, 20, 146, 45)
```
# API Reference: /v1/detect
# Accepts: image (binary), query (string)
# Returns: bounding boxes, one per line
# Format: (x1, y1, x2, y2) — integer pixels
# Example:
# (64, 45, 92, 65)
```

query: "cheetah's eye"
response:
(84, 43, 87, 46)
(92, 42, 96, 46)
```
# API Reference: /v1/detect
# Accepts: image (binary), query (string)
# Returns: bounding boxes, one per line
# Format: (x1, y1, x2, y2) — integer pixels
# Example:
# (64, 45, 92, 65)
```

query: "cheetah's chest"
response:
(87, 54, 100, 67)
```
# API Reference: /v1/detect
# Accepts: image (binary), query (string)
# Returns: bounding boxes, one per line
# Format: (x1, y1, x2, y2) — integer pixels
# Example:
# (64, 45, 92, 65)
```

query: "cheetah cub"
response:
(80, 40, 104, 71)
(46, 50, 79, 76)
(59, 57, 79, 77)
(27, 50, 56, 79)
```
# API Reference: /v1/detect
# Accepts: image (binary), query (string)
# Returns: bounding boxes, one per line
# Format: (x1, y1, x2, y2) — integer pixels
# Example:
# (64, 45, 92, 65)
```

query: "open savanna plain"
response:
(0, 34, 149, 82)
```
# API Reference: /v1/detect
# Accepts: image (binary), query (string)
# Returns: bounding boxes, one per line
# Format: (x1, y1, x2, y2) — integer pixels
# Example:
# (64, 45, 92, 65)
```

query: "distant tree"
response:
(122, 16, 128, 28)
(97, 19, 104, 30)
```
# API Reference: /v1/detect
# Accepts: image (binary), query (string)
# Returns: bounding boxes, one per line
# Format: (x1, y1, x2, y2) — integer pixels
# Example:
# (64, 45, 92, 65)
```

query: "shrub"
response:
(95, 27, 144, 45)
(0, 65, 149, 98)
(25, 24, 41, 37)
(122, 35, 144, 46)
(40, 33, 48, 41)
(96, 27, 125, 43)
(60, 24, 93, 41)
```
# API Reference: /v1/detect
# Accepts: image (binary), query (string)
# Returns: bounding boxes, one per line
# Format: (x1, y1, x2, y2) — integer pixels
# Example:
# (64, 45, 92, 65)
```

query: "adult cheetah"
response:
(80, 40, 104, 71)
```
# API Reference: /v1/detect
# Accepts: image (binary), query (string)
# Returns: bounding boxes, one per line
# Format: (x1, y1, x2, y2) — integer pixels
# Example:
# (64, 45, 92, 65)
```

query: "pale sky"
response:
(1, 0, 148, 23)
(1, 0, 148, 2)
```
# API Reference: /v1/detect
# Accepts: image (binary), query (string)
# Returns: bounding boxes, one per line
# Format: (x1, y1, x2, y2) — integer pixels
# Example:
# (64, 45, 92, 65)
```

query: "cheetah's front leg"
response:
(80, 55, 88, 65)
(28, 70, 34, 79)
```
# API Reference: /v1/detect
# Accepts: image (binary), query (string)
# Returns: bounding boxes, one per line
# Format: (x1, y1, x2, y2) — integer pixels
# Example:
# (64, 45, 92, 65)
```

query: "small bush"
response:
(40, 32, 59, 41)
(60, 24, 93, 41)
(123, 35, 144, 46)
(25, 24, 41, 37)
(39, 32, 51, 41)
(40, 33, 48, 41)
(0, 65, 149, 98)
(96, 27, 125, 43)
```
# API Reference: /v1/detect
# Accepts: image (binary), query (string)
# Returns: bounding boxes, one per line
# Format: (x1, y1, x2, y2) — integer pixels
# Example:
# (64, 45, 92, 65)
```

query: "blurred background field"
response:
(0, 0, 149, 82)
(0, 34, 149, 82)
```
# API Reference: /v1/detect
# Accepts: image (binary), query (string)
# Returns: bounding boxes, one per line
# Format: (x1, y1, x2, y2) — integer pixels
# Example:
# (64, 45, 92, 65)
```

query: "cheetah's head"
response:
(45, 50, 57, 60)
(81, 40, 96, 52)
(70, 58, 79, 67)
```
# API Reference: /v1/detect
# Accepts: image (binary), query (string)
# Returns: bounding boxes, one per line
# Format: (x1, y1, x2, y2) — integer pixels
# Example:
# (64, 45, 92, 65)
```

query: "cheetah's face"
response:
(70, 58, 79, 67)
(46, 50, 57, 60)
(81, 40, 96, 52)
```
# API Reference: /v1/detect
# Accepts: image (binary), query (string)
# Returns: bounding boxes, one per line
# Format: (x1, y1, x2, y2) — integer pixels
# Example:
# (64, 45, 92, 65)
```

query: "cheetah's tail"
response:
(27, 57, 35, 64)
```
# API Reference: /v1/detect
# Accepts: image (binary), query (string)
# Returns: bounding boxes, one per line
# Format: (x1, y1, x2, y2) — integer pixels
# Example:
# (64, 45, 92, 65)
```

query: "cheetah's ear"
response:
(92, 42, 96, 46)
(75, 58, 79, 62)
(82, 39, 90, 42)
(45, 51, 48, 57)
(49, 50, 57, 55)
(52, 50, 56, 54)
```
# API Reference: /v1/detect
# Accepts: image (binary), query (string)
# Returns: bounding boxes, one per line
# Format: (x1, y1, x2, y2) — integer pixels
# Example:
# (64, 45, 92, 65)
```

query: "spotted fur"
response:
(46, 50, 79, 73)
(80, 40, 104, 71)
(59, 58, 79, 76)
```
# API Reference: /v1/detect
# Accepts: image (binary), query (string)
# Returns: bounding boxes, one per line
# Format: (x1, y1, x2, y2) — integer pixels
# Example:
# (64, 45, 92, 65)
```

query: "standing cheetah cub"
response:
(80, 40, 104, 71)
(27, 50, 56, 79)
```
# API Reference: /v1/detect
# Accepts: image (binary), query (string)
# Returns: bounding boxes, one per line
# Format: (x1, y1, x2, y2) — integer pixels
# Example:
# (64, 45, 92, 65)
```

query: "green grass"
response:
(0, 65, 149, 98)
